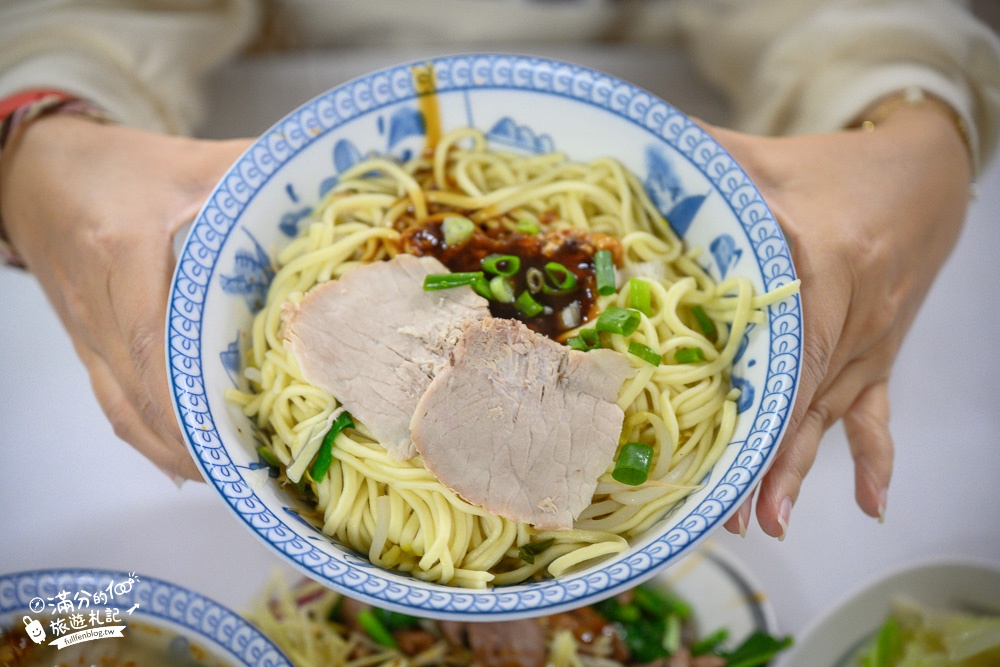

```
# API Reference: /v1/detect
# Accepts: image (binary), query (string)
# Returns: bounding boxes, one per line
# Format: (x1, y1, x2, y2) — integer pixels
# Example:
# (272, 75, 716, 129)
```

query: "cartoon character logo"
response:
(22, 616, 45, 644)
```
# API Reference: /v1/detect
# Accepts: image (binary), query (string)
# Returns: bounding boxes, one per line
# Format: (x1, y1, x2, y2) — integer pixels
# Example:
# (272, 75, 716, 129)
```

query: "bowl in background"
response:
(167, 53, 801, 620)
(0, 568, 291, 666)
(778, 558, 1000, 667)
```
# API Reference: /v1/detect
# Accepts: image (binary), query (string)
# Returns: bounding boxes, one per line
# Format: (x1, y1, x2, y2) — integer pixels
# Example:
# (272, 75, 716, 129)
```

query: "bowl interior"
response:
(0, 569, 290, 666)
(168, 53, 801, 619)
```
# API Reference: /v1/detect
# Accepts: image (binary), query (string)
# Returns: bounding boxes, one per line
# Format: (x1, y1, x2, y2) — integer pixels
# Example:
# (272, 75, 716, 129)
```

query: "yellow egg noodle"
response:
(226, 127, 798, 588)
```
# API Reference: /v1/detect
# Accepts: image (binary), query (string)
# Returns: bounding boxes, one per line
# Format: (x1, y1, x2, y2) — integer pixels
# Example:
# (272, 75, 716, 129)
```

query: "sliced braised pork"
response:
(410, 318, 636, 530)
(283, 254, 489, 459)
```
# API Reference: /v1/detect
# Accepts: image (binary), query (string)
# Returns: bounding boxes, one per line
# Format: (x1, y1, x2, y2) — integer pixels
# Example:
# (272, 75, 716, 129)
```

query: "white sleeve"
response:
(676, 0, 1000, 173)
(0, 0, 261, 134)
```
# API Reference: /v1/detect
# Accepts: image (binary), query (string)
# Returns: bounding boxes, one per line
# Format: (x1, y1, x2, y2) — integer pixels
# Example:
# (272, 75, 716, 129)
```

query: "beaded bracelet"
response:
(0, 90, 111, 268)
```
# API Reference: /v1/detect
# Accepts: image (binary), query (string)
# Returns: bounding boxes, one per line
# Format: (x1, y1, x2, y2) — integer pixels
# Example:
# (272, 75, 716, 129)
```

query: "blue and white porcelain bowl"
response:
(0, 569, 291, 666)
(167, 54, 801, 620)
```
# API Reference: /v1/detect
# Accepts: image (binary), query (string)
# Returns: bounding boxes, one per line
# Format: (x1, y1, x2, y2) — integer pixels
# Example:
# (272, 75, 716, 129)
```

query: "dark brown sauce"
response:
(401, 220, 619, 340)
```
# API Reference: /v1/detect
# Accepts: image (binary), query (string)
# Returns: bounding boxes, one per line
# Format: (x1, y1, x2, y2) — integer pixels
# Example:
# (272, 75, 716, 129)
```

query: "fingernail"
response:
(777, 496, 793, 542)
(737, 508, 747, 539)
(877, 487, 888, 524)
(172, 475, 187, 490)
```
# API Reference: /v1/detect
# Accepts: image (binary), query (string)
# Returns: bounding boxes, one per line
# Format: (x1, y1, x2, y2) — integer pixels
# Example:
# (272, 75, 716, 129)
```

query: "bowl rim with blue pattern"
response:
(0, 568, 292, 666)
(167, 52, 802, 621)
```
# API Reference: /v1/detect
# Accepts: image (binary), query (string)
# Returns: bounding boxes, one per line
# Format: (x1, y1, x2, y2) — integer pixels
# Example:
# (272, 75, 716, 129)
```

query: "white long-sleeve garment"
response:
(1, 0, 999, 172)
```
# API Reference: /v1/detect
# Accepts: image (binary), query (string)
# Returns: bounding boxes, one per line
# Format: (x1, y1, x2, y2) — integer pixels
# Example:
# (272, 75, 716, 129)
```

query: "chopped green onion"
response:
(309, 411, 354, 482)
(612, 442, 653, 486)
(257, 446, 281, 469)
(515, 290, 544, 318)
(423, 271, 484, 291)
(482, 253, 520, 276)
(628, 341, 662, 366)
(489, 275, 515, 303)
(543, 262, 578, 291)
(516, 218, 540, 235)
(567, 327, 601, 352)
(357, 609, 397, 648)
(594, 249, 616, 296)
(691, 305, 717, 339)
(441, 215, 474, 246)
(525, 267, 544, 293)
(596, 306, 641, 336)
(594, 597, 642, 625)
(674, 347, 706, 364)
(629, 277, 651, 316)
(517, 538, 555, 564)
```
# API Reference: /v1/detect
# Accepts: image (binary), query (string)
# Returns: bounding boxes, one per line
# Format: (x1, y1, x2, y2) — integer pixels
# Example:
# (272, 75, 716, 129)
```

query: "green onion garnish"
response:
(594, 249, 616, 296)
(441, 215, 474, 246)
(567, 328, 601, 352)
(423, 271, 484, 291)
(357, 609, 397, 648)
(525, 267, 544, 293)
(515, 290, 544, 318)
(691, 305, 716, 339)
(482, 253, 520, 276)
(628, 341, 662, 366)
(309, 411, 354, 482)
(517, 538, 555, 564)
(489, 275, 515, 303)
(662, 613, 682, 655)
(596, 306, 641, 336)
(633, 584, 692, 619)
(257, 446, 281, 469)
(612, 442, 654, 486)
(543, 261, 578, 292)
(674, 347, 706, 364)
(516, 218, 540, 235)
(629, 277, 651, 316)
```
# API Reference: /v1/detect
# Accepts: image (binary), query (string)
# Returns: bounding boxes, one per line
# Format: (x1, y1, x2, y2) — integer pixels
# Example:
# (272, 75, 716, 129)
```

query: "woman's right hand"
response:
(1, 115, 252, 481)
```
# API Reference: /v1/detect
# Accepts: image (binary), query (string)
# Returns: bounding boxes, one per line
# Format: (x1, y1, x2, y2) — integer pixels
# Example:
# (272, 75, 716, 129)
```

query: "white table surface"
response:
(3, 45, 999, 650)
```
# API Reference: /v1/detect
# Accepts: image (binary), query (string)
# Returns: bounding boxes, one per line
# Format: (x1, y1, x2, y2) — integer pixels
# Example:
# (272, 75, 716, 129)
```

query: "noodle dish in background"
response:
(166, 53, 802, 620)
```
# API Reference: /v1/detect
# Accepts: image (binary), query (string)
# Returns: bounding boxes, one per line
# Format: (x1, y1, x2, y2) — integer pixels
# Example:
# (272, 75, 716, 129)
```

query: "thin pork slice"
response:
(283, 254, 489, 459)
(410, 317, 636, 530)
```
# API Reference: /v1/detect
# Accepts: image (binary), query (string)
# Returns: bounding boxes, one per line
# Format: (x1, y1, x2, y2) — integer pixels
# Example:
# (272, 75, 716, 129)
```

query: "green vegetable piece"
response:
(482, 253, 521, 276)
(423, 271, 485, 291)
(543, 262, 578, 292)
(516, 218, 540, 235)
(515, 290, 544, 318)
(594, 249, 616, 296)
(691, 304, 717, 339)
(629, 277, 651, 316)
(628, 341, 662, 366)
(633, 584, 691, 620)
(722, 630, 793, 667)
(674, 347, 706, 364)
(309, 411, 355, 482)
(624, 616, 668, 663)
(594, 598, 642, 625)
(373, 607, 419, 631)
(489, 275, 516, 303)
(357, 608, 397, 648)
(612, 442, 654, 486)
(690, 628, 729, 656)
(662, 613, 682, 655)
(566, 328, 601, 352)
(257, 446, 281, 469)
(596, 306, 641, 336)
(517, 538, 555, 564)
(441, 216, 474, 246)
